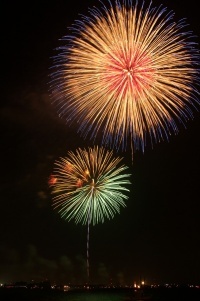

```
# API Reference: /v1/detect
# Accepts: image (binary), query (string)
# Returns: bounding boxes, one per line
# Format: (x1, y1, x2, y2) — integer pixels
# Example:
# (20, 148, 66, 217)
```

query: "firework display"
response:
(50, 0, 199, 152)
(48, 146, 131, 225)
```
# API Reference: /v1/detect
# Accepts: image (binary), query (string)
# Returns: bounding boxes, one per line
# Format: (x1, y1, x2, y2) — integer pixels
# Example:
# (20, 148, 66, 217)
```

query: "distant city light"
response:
(64, 285, 70, 291)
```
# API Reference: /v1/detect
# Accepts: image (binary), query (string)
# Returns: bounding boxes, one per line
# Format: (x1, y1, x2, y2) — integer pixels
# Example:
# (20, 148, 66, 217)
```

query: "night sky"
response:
(1, 0, 200, 286)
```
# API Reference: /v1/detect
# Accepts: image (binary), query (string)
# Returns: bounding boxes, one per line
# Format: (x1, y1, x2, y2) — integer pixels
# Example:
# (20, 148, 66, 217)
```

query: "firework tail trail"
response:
(87, 197, 92, 284)
(86, 204, 90, 282)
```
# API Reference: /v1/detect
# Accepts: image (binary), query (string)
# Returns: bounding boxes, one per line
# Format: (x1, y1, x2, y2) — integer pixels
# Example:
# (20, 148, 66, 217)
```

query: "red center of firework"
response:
(104, 48, 155, 98)
(48, 175, 57, 186)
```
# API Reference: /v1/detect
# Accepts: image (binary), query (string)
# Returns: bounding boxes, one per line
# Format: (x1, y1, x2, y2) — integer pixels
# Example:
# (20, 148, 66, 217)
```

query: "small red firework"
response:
(48, 175, 57, 186)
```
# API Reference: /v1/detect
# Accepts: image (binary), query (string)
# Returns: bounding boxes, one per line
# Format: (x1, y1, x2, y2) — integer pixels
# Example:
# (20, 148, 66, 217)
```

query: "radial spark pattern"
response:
(48, 146, 131, 225)
(50, 0, 199, 151)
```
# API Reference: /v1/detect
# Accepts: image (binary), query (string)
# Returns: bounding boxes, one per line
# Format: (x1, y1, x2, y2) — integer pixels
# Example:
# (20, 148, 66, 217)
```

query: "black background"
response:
(1, 0, 200, 286)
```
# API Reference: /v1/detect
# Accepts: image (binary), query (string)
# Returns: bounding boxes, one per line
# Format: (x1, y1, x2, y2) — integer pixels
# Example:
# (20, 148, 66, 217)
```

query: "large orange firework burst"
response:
(50, 0, 200, 152)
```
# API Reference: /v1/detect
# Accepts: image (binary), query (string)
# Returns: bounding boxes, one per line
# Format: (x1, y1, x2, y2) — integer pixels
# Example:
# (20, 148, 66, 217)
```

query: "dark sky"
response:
(1, 0, 200, 286)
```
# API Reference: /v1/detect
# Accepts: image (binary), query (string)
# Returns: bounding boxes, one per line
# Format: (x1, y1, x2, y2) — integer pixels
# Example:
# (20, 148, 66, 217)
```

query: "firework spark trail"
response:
(87, 199, 92, 281)
(50, 0, 199, 153)
(48, 146, 131, 279)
